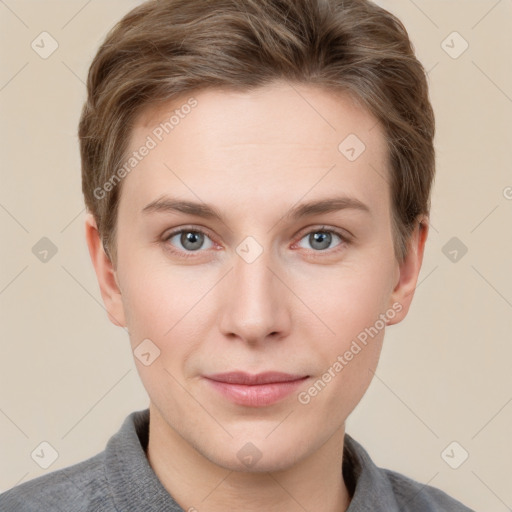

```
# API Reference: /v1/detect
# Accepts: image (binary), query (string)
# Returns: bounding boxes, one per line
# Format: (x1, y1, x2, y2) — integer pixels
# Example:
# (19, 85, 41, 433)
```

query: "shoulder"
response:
(382, 467, 476, 511)
(343, 433, 476, 511)
(0, 450, 114, 512)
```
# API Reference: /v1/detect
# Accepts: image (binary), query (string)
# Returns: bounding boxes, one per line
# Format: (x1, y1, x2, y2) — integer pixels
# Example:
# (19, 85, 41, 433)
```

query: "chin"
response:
(211, 448, 301, 474)
(197, 431, 313, 474)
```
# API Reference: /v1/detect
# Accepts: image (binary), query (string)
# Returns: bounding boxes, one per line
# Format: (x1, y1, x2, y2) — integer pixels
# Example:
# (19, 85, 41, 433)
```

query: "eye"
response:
(295, 227, 346, 252)
(164, 228, 214, 253)
(161, 225, 349, 259)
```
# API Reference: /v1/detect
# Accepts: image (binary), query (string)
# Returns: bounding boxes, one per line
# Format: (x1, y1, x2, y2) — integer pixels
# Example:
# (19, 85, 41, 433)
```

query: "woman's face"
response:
(91, 81, 422, 472)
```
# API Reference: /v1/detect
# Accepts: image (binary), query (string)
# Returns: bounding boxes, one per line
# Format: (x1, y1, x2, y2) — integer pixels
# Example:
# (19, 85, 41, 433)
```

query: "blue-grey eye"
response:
(297, 230, 343, 251)
(167, 230, 214, 252)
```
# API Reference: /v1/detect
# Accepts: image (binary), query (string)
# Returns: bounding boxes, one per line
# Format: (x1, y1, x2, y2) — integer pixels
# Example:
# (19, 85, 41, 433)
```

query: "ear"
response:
(387, 217, 429, 326)
(84, 212, 126, 328)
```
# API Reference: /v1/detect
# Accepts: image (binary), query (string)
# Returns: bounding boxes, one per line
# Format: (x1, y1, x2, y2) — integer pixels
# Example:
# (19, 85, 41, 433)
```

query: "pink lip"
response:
(203, 372, 309, 407)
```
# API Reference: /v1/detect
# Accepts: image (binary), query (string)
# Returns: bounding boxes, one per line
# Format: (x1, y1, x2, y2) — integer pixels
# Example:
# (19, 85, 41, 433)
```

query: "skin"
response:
(85, 80, 428, 512)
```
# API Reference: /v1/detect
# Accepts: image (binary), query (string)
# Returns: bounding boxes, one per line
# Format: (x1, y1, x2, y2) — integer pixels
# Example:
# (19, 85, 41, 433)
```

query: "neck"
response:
(146, 403, 352, 512)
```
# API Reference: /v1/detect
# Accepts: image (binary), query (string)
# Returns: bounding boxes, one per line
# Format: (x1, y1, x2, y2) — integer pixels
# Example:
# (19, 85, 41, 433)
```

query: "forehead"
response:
(135, 82, 384, 148)
(121, 82, 390, 213)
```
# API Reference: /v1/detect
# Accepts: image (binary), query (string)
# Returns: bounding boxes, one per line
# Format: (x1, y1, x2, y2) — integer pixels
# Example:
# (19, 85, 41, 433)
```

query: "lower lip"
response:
(204, 378, 308, 407)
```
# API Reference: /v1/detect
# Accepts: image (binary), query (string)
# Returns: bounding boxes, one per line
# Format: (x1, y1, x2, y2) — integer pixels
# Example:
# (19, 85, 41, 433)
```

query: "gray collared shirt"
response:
(0, 408, 476, 511)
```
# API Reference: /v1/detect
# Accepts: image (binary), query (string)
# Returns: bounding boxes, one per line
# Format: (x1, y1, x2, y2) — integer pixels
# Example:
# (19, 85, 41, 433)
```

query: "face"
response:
(87, 81, 425, 473)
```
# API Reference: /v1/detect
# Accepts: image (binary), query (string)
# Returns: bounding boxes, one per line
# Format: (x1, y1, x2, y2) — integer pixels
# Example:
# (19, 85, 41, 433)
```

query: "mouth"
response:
(202, 371, 309, 407)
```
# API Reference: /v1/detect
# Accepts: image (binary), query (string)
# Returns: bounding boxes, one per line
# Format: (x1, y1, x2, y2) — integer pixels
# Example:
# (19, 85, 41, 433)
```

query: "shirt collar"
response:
(343, 432, 401, 510)
(105, 408, 399, 511)
(105, 408, 182, 511)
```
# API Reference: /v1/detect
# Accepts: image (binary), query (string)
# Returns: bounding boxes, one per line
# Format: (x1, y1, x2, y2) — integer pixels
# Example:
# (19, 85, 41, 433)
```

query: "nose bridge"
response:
(219, 240, 288, 342)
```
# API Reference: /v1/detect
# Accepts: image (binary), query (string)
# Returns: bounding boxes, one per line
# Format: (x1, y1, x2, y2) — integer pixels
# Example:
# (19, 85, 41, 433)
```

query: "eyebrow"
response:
(141, 195, 371, 222)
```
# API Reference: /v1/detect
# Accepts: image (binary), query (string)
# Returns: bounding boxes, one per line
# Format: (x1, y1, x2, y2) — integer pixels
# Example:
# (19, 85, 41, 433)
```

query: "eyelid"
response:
(293, 224, 352, 243)
(162, 225, 220, 247)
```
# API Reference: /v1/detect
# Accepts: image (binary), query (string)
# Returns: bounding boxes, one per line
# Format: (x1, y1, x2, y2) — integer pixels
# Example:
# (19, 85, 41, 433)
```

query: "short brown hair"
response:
(79, 0, 435, 266)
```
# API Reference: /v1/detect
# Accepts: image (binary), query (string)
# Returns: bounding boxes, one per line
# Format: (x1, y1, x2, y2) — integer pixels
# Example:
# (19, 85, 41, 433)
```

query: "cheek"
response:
(118, 256, 214, 355)
(298, 260, 393, 339)
(308, 257, 393, 405)
(119, 265, 203, 398)
(300, 274, 388, 415)
(120, 275, 171, 341)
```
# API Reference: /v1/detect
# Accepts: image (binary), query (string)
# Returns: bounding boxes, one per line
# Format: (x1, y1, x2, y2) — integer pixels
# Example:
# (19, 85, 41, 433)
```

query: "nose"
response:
(218, 246, 291, 345)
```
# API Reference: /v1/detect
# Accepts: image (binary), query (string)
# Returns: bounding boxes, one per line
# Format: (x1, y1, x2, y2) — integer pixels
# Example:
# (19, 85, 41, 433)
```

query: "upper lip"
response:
(204, 371, 308, 385)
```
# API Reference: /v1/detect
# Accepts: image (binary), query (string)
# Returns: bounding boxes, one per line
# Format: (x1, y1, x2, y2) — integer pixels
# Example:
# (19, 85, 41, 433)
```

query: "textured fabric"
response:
(0, 408, 476, 511)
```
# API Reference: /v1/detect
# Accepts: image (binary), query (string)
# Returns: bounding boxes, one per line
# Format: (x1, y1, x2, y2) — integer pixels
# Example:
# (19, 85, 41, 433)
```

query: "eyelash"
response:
(161, 225, 350, 259)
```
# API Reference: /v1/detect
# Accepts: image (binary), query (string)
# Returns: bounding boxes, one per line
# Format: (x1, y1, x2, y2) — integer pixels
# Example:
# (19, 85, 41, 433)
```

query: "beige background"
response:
(1, 1, 511, 510)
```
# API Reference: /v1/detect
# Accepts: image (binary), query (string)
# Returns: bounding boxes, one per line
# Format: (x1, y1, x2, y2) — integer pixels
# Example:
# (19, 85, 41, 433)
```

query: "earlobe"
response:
(84, 213, 126, 328)
(387, 217, 429, 326)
